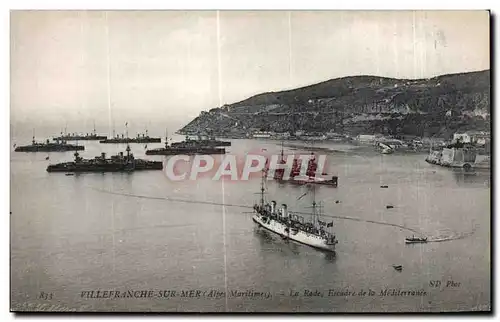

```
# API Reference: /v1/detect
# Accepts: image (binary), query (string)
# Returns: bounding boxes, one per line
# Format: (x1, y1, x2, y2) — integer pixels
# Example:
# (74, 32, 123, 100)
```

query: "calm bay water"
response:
(10, 134, 491, 312)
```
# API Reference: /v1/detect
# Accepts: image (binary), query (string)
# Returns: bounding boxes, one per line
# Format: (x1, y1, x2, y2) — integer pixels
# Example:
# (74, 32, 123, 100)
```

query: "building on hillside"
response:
(355, 134, 383, 143)
(453, 131, 490, 145)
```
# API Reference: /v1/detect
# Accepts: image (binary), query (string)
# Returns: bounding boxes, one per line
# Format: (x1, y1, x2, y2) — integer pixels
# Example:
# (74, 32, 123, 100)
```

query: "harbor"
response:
(9, 10, 490, 314)
(10, 135, 490, 312)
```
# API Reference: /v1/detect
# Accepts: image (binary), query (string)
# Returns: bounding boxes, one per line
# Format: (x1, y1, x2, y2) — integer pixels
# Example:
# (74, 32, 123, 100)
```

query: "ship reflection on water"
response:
(452, 169, 490, 186)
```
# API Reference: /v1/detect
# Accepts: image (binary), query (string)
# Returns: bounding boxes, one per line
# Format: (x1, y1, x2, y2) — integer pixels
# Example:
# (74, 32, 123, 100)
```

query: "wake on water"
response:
(425, 226, 478, 243)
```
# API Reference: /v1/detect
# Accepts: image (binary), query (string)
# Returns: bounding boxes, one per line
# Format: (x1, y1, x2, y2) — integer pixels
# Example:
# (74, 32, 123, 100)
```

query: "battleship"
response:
(271, 143, 338, 187)
(99, 132, 161, 144)
(46, 145, 163, 172)
(252, 169, 338, 252)
(171, 135, 231, 148)
(99, 125, 161, 144)
(14, 137, 84, 152)
(146, 134, 226, 155)
(53, 123, 107, 141)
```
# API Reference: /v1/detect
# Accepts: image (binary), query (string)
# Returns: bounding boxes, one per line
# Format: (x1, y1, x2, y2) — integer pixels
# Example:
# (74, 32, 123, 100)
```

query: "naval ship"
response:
(252, 169, 338, 252)
(53, 123, 107, 141)
(99, 131, 161, 144)
(271, 143, 338, 187)
(46, 145, 163, 172)
(146, 134, 226, 155)
(171, 135, 231, 148)
(99, 125, 161, 144)
(15, 137, 84, 152)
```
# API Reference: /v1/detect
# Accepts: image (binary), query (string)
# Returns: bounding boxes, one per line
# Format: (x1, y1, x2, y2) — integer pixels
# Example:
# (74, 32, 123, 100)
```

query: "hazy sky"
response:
(10, 10, 489, 132)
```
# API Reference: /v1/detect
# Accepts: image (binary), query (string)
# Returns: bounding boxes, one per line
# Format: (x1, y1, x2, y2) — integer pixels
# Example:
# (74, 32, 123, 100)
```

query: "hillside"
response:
(180, 70, 490, 139)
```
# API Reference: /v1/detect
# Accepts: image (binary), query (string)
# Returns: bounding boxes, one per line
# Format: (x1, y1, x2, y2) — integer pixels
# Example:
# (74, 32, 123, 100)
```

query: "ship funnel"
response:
(281, 204, 288, 217)
(271, 201, 277, 214)
(101, 152, 106, 159)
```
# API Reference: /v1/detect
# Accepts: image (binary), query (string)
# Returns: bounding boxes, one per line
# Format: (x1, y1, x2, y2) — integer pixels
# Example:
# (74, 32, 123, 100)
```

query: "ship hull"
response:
(100, 138, 162, 144)
(425, 158, 490, 170)
(46, 161, 163, 172)
(53, 136, 107, 141)
(277, 179, 338, 187)
(252, 213, 335, 252)
(146, 148, 225, 155)
(277, 177, 338, 187)
(171, 141, 231, 148)
(15, 145, 85, 152)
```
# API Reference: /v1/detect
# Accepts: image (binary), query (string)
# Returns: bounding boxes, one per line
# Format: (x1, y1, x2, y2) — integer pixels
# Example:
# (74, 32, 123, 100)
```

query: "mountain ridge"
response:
(180, 70, 490, 139)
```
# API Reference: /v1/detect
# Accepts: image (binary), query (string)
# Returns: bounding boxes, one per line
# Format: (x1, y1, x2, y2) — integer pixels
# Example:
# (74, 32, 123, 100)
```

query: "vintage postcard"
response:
(10, 10, 491, 313)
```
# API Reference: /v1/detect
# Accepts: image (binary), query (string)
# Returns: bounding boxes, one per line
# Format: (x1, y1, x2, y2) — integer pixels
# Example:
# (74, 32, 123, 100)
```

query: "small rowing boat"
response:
(405, 236, 428, 244)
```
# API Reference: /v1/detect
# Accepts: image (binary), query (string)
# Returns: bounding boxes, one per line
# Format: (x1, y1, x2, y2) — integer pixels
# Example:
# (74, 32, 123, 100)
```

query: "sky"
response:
(10, 10, 490, 134)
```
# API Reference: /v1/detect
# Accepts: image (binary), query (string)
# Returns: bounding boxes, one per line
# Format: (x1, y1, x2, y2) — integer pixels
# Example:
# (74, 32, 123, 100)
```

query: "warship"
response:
(171, 135, 231, 148)
(46, 145, 163, 172)
(146, 133, 226, 155)
(99, 125, 161, 144)
(252, 169, 338, 252)
(15, 137, 84, 152)
(271, 143, 338, 187)
(99, 132, 161, 144)
(53, 123, 107, 141)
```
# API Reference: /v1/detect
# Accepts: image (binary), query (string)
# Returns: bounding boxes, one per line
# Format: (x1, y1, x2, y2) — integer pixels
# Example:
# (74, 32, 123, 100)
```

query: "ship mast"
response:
(125, 123, 131, 159)
(126, 143, 131, 159)
(311, 183, 317, 226)
(260, 169, 266, 208)
(280, 141, 284, 163)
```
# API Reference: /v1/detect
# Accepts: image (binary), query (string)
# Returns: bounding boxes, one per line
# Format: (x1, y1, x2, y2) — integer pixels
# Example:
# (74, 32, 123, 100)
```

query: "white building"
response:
(273, 132, 291, 139)
(453, 131, 490, 145)
(453, 132, 472, 143)
(252, 131, 273, 138)
(356, 134, 378, 143)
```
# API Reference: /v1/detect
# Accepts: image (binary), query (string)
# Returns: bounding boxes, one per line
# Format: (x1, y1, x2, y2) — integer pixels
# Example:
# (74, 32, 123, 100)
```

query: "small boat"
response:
(386, 205, 394, 209)
(378, 142, 395, 154)
(65, 173, 75, 176)
(405, 236, 428, 244)
(380, 185, 388, 188)
(392, 265, 403, 271)
(381, 148, 394, 154)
